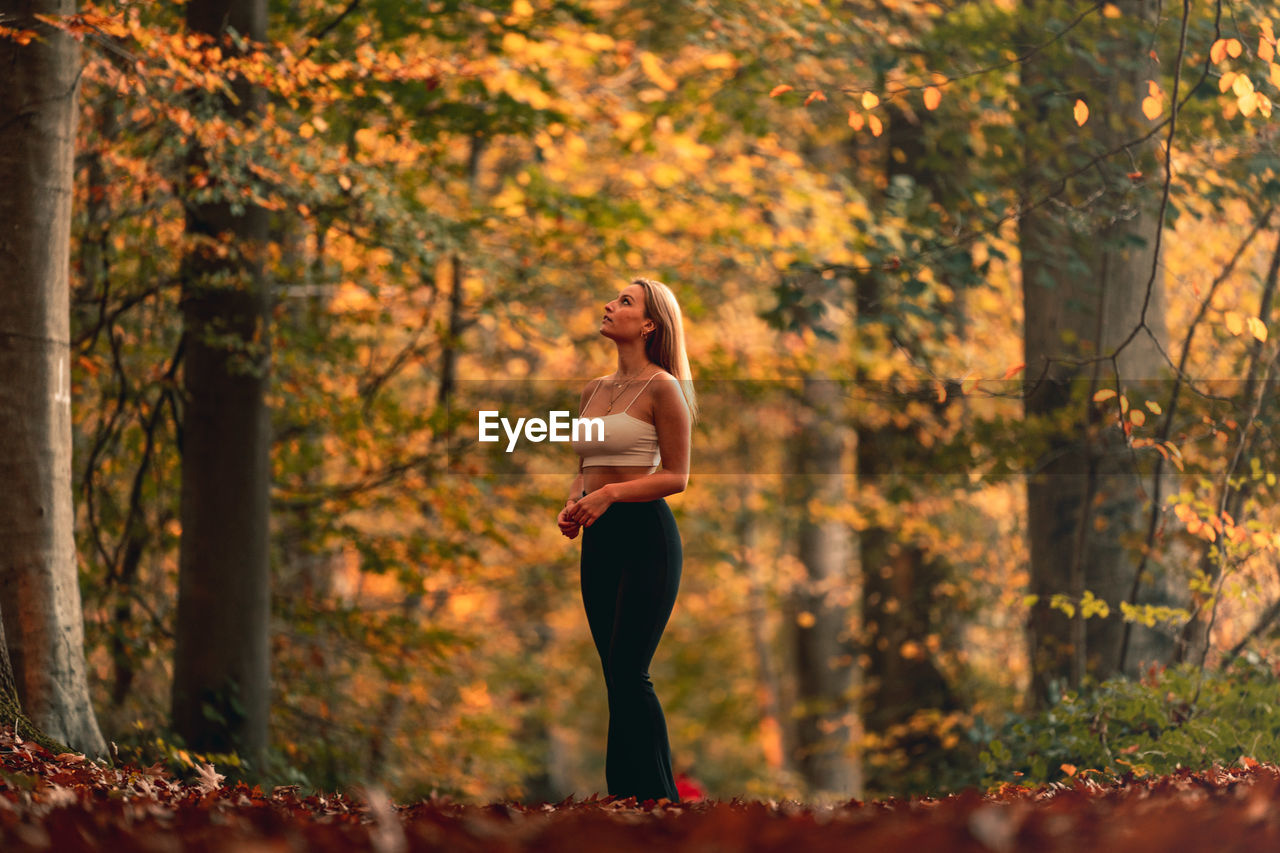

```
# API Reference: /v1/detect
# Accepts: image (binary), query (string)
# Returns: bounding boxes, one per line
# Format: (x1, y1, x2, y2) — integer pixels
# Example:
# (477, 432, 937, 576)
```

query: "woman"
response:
(558, 277, 697, 804)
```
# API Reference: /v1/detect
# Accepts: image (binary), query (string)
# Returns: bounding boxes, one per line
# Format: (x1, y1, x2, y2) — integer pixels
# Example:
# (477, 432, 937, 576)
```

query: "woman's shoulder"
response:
(645, 370, 684, 403)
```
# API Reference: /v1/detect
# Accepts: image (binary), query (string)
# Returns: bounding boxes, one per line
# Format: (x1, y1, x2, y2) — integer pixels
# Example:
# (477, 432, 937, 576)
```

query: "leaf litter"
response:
(4, 725, 1280, 851)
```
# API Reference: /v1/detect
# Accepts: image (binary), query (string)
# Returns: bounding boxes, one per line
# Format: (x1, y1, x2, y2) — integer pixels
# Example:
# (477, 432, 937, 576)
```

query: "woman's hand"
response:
(558, 500, 582, 539)
(568, 484, 615, 529)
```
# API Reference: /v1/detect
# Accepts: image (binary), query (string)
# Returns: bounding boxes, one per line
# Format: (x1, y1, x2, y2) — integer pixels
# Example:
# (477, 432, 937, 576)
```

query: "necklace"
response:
(604, 369, 651, 414)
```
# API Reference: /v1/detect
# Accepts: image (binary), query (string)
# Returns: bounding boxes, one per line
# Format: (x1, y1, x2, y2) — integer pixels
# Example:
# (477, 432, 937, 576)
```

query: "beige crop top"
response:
(571, 373, 662, 468)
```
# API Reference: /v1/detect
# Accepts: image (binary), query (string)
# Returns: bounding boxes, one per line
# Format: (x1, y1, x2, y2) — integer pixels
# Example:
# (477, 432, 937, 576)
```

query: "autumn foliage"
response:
(8, 723, 1280, 852)
(3, 0, 1280, 812)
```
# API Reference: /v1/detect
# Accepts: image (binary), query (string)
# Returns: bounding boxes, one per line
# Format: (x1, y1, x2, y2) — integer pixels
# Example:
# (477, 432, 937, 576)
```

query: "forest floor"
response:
(2, 725, 1278, 851)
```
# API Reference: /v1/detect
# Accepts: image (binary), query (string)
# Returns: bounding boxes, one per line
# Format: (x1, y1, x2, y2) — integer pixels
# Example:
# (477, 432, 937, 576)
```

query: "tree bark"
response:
(739, 482, 793, 777)
(788, 373, 861, 798)
(856, 102, 965, 795)
(0, 0, 108, 757)
(1020, 0, 1175, 702)
(170, 0, 272, 767)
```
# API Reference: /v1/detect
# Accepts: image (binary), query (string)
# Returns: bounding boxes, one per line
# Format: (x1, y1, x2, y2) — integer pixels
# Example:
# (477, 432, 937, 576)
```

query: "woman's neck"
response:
(613, 340, 652, 379)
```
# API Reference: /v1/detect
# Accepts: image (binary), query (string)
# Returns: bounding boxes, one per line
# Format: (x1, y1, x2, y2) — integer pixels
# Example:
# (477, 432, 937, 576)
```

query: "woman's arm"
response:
(569, 375, 690, 526)
(558, 379, 601, 537)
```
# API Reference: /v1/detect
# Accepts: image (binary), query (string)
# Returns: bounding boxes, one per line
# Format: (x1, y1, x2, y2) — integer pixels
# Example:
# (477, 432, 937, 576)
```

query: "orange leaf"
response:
(1225, 311, 1245, 335)
(1130, 409, 1147, 427)
(861, 91, 880, 110)
(1061, 763, 1078, 777)
(1002, 362, 1026, 379)
(1226, 38, 1242, 57)
(1074, 99, 1089, 126)
(804, 90, 827, 106)
(847, 110, 865, 130)
(923, 86, 941, 110)
(1247, 316, 1268, 342)
(1093, 388, 1118, 403)
(868, 114, 883, 136)
(1262, 39, 1275, 63)
(769, 84, 793, 98)
(1142, 96, 1162, 119)
(1210, 39, 1228, 64)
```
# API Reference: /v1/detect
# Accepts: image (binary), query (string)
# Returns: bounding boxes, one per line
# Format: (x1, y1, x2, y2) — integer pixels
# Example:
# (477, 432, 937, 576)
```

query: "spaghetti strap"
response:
(581, 377, 604, 413)
(621, 372, 663, 414)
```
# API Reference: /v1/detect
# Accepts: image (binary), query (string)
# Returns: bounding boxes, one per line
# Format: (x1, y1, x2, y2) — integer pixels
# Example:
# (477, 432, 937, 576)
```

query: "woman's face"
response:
(601, 283, 654, 341)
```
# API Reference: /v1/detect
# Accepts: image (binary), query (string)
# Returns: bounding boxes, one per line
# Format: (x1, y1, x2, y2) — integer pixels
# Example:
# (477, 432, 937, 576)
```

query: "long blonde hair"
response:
(633, 278, 698, 423)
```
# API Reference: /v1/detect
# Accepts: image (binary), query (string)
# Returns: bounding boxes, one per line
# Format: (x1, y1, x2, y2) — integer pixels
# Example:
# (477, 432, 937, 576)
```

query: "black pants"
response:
(580, 498, 682, 802)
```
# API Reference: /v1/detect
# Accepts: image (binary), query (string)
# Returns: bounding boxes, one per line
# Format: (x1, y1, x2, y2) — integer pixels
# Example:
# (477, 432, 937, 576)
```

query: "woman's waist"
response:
(582, 467, 656, 494)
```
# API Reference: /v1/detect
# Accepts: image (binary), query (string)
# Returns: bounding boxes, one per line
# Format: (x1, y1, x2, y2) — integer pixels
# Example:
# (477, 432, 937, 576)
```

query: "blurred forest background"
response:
(2, 0, 1280, 806)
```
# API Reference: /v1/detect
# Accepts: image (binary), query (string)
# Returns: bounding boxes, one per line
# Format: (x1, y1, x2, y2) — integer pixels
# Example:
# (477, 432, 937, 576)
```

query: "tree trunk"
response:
(0, 0, 108, 757)
(170, 0, 272, 767)
(857, 103, 965, 795)
(739, 483, 792, 777)
(788, 373, 861, 798)
(1020, 0, 1174, 702)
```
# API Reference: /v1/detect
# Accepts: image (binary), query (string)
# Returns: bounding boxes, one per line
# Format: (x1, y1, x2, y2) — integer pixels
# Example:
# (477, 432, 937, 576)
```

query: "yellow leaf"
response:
(1225, 311, 1244, 336)
(1074, 98, 1089, 126)
(1233, 74, 1254, 97)
(868, 113, 883, 136)
(847, 110, 865, 130)
(511, 0, 533, 15)
(1227, 38, 1243, 57)
(639, 51, 677, 92)
(1142, 95, 1162, 119)
(1093, 388, 1118, 402)
(861, 91, 880, 110)
(1148, 79, 1161, 97)
(1247, 316, 1268, 341)
(703, 51, 737, 70)
(1146, 400, 1163, 415)
(1240, 90, 1259, 117)
(1273, 63, 1280, 88)
(769, 84, 793, 98)
(1210, 39, 1228, 64)
(1262, 39, 1276, 63)
(1260, 95, 1273, 118)
(923, 86, 942, 110)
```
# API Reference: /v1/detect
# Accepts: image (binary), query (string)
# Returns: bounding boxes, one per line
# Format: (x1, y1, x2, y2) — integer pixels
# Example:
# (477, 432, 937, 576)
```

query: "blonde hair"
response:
(633, 277, 698, 423)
